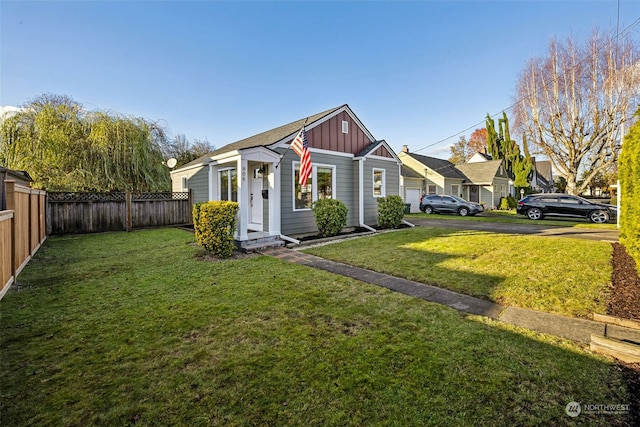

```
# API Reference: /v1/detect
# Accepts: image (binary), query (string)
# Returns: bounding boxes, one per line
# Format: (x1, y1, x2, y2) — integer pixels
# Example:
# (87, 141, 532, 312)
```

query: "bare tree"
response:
(514, 28, 640, 195)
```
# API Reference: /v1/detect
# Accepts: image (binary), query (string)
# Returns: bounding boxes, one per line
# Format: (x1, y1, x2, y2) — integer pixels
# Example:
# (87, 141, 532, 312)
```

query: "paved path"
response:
(259, 246, 607, 344)
(407, 217, 619, 242)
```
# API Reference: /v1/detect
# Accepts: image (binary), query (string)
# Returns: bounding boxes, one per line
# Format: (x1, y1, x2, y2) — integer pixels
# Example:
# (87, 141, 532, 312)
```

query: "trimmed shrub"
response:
(312, 198, 348, 237)
(192, 201, 239, 258)
(507, 195, 517, 209)
(498, 197, 509, 210)
(377, 195, 405, 229)
(619, 108, 640, 270)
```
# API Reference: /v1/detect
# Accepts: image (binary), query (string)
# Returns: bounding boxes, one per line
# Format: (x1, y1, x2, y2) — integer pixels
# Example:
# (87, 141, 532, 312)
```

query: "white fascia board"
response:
(239, 146, 281, 162)
(170, 161, 209, 175)
(209, 151, 241, 164)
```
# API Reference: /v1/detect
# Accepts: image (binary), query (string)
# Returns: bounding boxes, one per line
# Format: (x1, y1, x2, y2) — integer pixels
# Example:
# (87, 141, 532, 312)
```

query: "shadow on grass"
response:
(0, 228, 635, 426)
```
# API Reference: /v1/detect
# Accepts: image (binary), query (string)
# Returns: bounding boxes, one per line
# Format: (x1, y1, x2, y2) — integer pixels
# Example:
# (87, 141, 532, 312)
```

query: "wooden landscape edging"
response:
(590, 314, 640, 363)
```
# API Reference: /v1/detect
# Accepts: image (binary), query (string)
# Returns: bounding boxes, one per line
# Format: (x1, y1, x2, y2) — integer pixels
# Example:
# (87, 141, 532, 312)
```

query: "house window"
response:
(219, 168, 237, 202)
(451, 184, 460, 197)
(342, 120, 349, 134)
(181, 176, 187, 191)
(294, 163, 335, 210)
(373, 169, 385, 197)
(428, 184, 437, 195)
(500, 184, 506, 197)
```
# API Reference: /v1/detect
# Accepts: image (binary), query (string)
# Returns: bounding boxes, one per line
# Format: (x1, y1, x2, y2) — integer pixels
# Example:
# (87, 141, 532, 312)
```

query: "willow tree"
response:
(0, 94, 170, 192)
(513, 29, 639, 195)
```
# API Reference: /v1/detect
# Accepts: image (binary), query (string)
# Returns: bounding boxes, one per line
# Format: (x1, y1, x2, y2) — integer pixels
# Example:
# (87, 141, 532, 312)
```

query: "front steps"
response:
(236, 232, 285, 252)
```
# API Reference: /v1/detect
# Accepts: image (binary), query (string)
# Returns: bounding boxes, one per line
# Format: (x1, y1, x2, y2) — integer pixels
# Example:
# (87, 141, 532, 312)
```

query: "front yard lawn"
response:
(304, 227, 612, 318)
(404, 211, 618, 228)
(0, 229, 631, 426)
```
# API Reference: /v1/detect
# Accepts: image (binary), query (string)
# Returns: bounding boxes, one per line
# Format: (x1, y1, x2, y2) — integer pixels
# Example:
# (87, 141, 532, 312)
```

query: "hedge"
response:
(619, 108, 640, 270)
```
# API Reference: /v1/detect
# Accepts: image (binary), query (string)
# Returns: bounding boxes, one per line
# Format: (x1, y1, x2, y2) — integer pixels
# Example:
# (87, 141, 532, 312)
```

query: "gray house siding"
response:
(278, 149, 357, 236)
(363, 158, 400, 225)
(186, 168, 209, 204)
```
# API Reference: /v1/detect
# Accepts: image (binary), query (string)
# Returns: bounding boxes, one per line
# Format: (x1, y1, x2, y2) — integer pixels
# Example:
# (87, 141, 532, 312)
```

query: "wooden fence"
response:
(1, 181, 47, 299)
(47, 191, 193, 235)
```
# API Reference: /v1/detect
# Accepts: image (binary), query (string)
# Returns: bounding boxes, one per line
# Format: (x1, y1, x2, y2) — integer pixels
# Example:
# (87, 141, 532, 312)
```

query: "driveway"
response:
(407, 216, 619, 242)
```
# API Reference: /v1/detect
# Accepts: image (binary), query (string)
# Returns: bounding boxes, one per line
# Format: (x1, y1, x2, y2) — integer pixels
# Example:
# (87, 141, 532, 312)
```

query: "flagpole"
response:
(275, 117, 308, 169)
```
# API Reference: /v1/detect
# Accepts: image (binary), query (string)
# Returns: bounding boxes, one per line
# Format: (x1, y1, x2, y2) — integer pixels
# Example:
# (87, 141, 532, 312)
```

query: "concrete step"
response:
(238, 237, 285, 252)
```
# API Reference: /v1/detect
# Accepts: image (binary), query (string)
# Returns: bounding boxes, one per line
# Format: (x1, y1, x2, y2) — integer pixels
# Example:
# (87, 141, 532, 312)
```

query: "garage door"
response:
(405, 188, 421, 213)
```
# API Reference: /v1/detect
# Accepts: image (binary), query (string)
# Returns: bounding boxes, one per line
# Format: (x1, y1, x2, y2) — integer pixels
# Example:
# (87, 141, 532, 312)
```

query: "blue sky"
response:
(1, 0, 638, 158)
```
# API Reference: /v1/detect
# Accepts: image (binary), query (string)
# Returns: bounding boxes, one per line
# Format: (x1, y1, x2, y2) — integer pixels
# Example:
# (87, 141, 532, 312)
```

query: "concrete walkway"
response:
(259, 246, 607, 344)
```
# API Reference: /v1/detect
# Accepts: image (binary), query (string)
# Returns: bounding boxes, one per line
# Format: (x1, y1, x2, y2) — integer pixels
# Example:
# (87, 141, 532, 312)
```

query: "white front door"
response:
(249, 167, 263, 230)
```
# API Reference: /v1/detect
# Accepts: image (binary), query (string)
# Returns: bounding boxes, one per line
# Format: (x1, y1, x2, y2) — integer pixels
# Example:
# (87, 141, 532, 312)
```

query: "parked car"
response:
(419, 194, 484, 216)
(516, 193, 616, 223)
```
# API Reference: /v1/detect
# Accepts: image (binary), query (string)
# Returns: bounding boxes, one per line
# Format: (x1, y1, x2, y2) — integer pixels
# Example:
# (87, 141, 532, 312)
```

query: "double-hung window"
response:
(293, 163, 335, 210)
(373, 169, 385, 197)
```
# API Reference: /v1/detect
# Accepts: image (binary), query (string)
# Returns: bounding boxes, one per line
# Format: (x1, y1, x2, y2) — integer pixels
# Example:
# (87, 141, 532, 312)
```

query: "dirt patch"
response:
(608, 243, 640, 320)
(607, 243, 640, 426)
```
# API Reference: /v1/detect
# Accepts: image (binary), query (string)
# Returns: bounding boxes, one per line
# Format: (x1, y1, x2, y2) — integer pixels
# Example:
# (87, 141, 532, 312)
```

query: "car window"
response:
(442, 196, 455, 203)
(560, 196, 581, 204)
(537, 196, 558, 203)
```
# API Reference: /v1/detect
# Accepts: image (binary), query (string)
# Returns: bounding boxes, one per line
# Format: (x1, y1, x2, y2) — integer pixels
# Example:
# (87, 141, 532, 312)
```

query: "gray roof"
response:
(535, 160, 553, 181)
(454, 160, 504, 185)
(401, 164, 423, 179)
(404, 152, 466, 180)
(175, 105, 346, 170)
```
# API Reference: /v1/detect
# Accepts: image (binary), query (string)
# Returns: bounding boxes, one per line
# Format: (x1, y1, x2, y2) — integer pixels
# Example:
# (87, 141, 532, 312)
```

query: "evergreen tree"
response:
(485, 112, 533, 190)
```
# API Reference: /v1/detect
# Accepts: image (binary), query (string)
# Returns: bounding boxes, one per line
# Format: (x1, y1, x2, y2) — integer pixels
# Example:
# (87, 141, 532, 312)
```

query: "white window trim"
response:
(373, 168, 386, 198)
(181, 176, 188, 191)
(218, 167, 236, 200)
(292, 161, 337, 211)
(342, 120, 349, 134)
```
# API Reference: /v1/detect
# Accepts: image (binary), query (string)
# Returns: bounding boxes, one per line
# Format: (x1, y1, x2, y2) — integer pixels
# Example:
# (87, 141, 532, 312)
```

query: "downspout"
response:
(358, 157, 376, 232)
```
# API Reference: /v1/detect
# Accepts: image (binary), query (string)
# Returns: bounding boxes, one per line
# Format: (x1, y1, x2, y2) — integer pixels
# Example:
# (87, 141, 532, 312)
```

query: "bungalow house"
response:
(398, 146, 512, 209)
(530, 158, 554, 193)
(170, 104, 402, 246)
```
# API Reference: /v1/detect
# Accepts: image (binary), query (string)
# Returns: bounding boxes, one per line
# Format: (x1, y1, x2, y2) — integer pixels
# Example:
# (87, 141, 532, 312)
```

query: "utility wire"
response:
(413, 17, 640, 154)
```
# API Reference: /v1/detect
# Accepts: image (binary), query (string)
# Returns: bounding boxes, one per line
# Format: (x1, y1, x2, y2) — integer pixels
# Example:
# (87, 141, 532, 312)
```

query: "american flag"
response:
(292, 127, 312, 185)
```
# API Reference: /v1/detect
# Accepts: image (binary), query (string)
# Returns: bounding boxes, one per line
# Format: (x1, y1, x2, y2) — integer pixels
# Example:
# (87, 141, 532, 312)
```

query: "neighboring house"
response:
(170, 104, 401, 244)
(1, 167, 33, 211)
(530, 158, 554, 193)
(400, 164, 424, 213)
(398, 147, 512, 209)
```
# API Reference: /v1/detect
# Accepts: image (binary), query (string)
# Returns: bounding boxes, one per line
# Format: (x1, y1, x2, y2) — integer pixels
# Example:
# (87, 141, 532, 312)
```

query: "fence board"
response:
(48, 191, 192, 235)
(1, 181, 46, 299)
(1, 211, 14, 297)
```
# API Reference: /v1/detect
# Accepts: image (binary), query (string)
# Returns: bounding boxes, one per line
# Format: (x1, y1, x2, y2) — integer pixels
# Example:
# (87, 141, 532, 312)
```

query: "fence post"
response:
(5, 180, 15, 211)
(188, 189, 194, 224)
(126, 191, 132, 232)
(5, 181, 16, 284)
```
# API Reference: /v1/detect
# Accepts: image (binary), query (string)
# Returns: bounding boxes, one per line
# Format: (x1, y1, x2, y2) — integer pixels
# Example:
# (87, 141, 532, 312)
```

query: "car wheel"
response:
(526, 208, 543, 220)
(424, 206, 434, 214)
(458, 207, 469, 216)
(589, 210, 609, 224)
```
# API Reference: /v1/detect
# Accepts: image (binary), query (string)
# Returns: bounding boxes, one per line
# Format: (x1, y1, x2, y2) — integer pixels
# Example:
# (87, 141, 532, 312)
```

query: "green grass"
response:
(304, 227, 612, 318)
(0, 229, 631, 426)
(404, 211, 618, 229)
